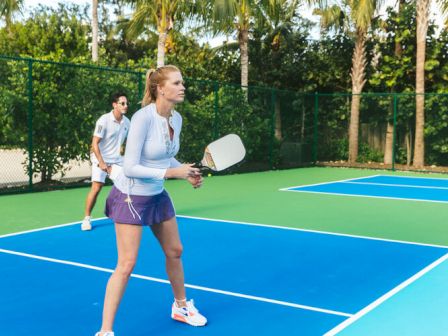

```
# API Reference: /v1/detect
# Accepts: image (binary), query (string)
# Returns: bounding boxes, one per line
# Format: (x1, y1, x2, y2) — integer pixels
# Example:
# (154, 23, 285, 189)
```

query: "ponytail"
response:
(141, 65, 181, 108)
(142, 69, 157, 107)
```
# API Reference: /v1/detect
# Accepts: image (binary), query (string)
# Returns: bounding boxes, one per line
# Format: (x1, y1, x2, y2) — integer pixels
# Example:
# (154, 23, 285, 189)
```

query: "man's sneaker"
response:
(81, 216, 92, 231)
(171, 299, 207, 327)
(94, 332, 114, 336)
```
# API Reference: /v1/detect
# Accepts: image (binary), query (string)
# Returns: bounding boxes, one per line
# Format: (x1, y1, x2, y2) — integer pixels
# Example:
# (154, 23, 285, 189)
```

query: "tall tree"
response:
(316, 0, 383, 163)
(124, 0, 195, 67)
(256, 0, 300, 139)
(0, 0, 23, 36)
(210, 0, 284, 88)
(413, 0, 430, 168)
(92, 0, 99, 62)
(414, 0, 448, 168)
(211, 0, 252, 87)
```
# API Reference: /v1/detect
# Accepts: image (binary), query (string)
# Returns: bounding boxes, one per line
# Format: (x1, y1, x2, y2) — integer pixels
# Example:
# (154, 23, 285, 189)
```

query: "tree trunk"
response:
(348, 29, 367, 163)
(239, 28, 249, 88)
(157, 30, 167, 67)
(300, 99, 306, 142)
(383, 121, 394, 164)
(91, 0, 99, 62)
(384, 0, 404, 165)
(413, 0, 430, 168)
(406, 127, 412, 166)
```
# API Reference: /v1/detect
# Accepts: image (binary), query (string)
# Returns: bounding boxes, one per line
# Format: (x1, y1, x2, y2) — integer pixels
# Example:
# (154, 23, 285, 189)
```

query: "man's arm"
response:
(91, 136, 110, 173)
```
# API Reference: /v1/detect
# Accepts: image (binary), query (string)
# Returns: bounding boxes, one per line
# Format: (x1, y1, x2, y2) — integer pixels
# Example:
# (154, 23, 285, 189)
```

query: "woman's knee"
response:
(166, 244, 183, 259)
(115, 259, 137, 277)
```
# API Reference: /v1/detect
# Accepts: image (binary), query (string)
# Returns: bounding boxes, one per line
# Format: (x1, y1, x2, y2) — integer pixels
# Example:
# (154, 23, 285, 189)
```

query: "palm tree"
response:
(0, 0, 23, 36)
(92, 0, 99, 62)
(315, 0, 383, 163)
(413, 0, 430, 168)
(257, 0, 300, 140)
(383, 0, 405, 166)
(124, 0, 195, 67)
(210, 0, 255, 88)
(413, 0, 448, 168)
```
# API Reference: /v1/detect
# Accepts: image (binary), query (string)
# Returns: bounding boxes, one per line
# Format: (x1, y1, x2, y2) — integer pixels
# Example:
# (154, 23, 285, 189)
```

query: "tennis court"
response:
(283, 175, 448, 203)
(1, 167, 448, 335)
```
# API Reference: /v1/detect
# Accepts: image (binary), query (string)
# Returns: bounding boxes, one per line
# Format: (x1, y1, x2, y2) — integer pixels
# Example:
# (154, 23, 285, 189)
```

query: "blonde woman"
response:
(95, 66, 206, 336)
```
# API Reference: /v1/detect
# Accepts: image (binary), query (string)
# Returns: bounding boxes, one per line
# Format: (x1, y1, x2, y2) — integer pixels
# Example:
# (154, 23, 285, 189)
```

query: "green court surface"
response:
(2, 167, 448, 246)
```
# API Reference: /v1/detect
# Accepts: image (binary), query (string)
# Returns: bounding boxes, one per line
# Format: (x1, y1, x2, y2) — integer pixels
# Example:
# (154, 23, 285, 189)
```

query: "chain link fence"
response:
(1, 55, 447, 194)
(0, 56, 315, 194)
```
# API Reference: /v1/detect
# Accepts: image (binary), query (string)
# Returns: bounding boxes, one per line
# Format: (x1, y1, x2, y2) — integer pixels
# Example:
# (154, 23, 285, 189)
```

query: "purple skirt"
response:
(105, 186, 175, 226)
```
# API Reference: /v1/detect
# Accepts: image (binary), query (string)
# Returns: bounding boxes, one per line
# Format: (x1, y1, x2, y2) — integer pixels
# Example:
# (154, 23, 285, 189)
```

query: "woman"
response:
(95, 65, 207, 336)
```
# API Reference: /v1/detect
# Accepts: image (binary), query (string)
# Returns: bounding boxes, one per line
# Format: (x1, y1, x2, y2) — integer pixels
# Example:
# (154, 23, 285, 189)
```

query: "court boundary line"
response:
(177, 215, 448, 249)
(280, 189, 448, 204)
(2, 215, 447, 250)
(344, 181, 448, 190)
(371, 175, 448, 181)
(280, 174, 448, 204)
(279, 175, 381, 191)
(0, 219, 101, 239)
(0, 247, 352, 318)
(280, 174, 448, 192)
(323, 252, 448, 335)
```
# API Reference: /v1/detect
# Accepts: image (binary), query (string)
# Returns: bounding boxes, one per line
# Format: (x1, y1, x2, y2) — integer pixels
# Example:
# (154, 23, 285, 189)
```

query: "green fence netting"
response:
(0, 56, 314, 194)
(1, 55, 447, 194)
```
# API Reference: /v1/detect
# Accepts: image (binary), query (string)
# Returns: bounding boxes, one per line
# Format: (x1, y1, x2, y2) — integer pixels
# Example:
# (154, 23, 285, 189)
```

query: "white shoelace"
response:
(126, 179, 141, 220)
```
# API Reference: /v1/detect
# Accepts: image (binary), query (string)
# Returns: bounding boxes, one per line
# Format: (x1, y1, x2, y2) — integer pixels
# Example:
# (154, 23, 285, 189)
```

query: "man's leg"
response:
(82, 163, 107, 231)
(82, 181, 104, 230)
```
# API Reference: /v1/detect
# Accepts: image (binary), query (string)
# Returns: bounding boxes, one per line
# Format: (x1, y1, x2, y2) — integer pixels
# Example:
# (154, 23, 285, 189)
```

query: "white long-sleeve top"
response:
(114, 103, 182, 196)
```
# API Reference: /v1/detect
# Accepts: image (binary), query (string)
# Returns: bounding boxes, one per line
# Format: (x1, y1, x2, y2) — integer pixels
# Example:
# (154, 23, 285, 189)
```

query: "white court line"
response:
(2, 214, 447, 250)
(0, 217, 108, 239)
(279, 175, 381, 191)
(0, 248, 352, 318)
(323, 252, 448, 335)
(377, 175, 448, 181)
(344, 181, 448, 190)
(280, 174, 448, 192)
(282, 189, 448, 204)
(178, 215, 448, 250)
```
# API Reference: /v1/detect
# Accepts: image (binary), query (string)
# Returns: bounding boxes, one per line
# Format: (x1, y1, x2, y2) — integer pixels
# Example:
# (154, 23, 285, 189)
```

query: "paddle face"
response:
(198, 134, 246, 171)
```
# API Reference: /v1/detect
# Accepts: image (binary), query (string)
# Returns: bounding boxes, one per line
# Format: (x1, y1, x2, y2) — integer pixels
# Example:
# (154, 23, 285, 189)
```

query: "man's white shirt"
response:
(91, 110, 130, 164)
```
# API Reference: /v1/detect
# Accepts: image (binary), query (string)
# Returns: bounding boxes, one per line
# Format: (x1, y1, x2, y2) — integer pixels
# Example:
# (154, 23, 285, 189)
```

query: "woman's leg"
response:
(151, 216, 207, 327)
(99, 223, 142, 333)
(150, 216, 186, 303)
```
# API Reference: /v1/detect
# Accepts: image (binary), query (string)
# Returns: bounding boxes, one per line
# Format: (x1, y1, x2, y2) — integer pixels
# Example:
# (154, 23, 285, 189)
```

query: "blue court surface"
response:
(282, 174, 448, 203)
(0, 216, 447, 335)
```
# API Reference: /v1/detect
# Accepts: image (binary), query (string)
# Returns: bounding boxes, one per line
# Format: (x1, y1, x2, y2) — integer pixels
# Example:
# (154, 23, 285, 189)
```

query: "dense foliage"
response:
(1, 1, 448, 186)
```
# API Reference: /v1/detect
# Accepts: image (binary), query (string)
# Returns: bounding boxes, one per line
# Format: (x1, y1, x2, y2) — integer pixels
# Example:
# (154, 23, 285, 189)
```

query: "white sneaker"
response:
(81, 216, 92, 231)
(94, 332, 114, 336)
(171, 299, 207, 327)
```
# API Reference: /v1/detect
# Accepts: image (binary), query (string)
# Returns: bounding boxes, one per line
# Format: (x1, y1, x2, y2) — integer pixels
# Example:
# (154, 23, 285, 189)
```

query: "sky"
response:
(21, 0, 322, 43)
(20, 0, 447, 44)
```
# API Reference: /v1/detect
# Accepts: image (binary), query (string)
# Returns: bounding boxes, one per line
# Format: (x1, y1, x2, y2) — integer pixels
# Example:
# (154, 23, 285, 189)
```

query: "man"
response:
(81, 92, 130, 231)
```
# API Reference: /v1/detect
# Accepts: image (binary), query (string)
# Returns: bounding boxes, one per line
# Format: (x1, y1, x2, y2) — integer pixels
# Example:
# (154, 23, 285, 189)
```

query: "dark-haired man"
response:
(81, 92, 130, 231)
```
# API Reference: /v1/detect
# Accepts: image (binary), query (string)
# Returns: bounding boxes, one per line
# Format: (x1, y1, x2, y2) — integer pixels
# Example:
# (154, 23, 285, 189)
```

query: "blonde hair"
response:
(141, 65, 181, 107)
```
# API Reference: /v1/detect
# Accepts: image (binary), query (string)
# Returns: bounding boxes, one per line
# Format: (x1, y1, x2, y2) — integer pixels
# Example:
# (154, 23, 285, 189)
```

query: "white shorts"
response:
(91, 163, 108, 183)
(90, 152, 123, 183)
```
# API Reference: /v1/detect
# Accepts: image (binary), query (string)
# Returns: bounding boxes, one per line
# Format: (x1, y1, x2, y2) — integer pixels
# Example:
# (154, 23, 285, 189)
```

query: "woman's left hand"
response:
(187, 174, 203, 189)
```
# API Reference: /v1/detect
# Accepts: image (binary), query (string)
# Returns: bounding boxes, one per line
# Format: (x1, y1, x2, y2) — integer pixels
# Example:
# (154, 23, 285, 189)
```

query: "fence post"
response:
(313, 92, 319, 163)
(213, 81, 219, 139)
(27, 59, 33, 191)
(138, 72, 143, 106)
(270, 88, 276, 170)
(392, 93, 398, 171)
